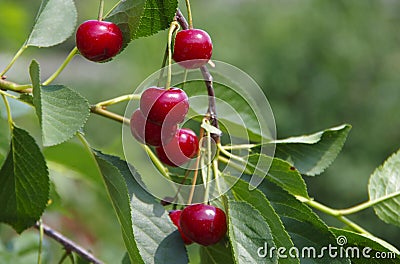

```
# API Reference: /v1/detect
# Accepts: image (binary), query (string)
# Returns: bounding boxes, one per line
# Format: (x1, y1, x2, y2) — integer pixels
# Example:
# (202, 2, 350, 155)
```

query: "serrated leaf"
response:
(0, 126, 49, 233)
(226, 176, 299, 264)
(329, 228, 400, 263)
(258, 181, 349, 263)
(26, 0, 77, 47)
(106, 0, 178, 51)
(368, 149, 400, 227)
(227, 200, 277, 263)
(30, 60, 89, 146)
(199, 238, 235, 264)
(271, 124, 351, 176)
(245, 154, 309, 198)
(94, 151, 188, 264)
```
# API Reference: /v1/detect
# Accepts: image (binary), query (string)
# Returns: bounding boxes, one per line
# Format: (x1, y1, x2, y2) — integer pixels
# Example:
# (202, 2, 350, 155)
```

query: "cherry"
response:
(168, 210, 193, 245)
(180, 204, 227, 246)
(173, 29, 213, 69)
(130, 109, 177, 146)
(76, 20, 123, 62)
(140, 87, 189, 126)
(155, 128, 199, 167)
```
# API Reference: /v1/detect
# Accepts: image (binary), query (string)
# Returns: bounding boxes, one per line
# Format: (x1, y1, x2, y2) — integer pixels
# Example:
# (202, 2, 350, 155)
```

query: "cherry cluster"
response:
(75, 16, 226, 247)
(131, 87, 199, 167)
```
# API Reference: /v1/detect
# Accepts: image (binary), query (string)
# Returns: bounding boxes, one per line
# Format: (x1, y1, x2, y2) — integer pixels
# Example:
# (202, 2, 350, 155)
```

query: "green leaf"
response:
(26, 0, 77, 47)
(368, 149, 400, 227)
(227, 200, 277, 263)
(259, 181, 349, 263)
(226, 176, 299, 264)
(0, 126, 49, 233)
(246, 154, 309, 198)
(30, 60, 90, 146)
(329, 228, 400, 263)
(272, 124, 351, 176)
(94, 151, 188, 264)
(106, 0, 178, 51)
(199, 238, 235, 264)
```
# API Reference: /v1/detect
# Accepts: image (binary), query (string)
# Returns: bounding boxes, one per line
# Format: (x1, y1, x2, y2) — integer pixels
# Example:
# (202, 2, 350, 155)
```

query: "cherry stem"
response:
(33, 222, 104, 264)
(90, 105, 129, 124)
(95, 93, 140, 107)
(0, 92, 14, 130)
(98, 0, 105, 21)
(203, 125, 212, 204)
(157, 45, 169, 87)
(187, 127, 205, 205)
(165, 21, 179, 89)
(185, 0, 194, 29)
(0, 44, 28, 77)
(43, 47, 78, 86)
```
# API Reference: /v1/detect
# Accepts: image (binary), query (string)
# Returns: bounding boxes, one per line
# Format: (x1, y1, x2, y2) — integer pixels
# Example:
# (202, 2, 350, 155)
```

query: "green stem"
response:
(203, 129, 212, 203)
(338, 191, 400, 215)
(185, 0, 193, 29)
(141, 144, 170, 180)
(98, 0, 105, 21)
(42, 47, 78, 86)
(0, 89, 18, 100)
(1, 93, 13, 129)
(37, 219, 43, 264)
(157, 45, 169, 87)
(90, 105, 129, 124)
(1, 45, 28, 77)
(0, 79, 31, 91)
(165, 22, 179, 89)
(213, 159, 221, 196)
(218, 143, 247, 164)
(218, 155, 252, 175)
(296, 196, 371, 235)
(103, 0, 123, 18)
(95, 94, 140, 107)
(221, 144, 257, 150)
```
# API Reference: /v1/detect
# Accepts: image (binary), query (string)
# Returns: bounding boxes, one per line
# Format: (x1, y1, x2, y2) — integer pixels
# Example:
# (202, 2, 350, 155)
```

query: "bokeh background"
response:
(1, 0, 400, 262)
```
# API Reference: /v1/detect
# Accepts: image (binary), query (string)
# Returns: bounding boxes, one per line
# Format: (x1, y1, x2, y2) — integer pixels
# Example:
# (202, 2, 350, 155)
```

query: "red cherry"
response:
(168, 210, 193, 245)
(130, 109, 177, 146)
(76, 20, 123, 62)
(180, 204, 227, 246)
(140, 87, 189, 126)
(155, 128, 199, 167)
(173, 29, 213, 69)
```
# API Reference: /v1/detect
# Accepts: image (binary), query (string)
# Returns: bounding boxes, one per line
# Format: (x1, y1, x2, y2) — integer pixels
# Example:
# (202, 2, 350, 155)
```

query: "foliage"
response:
(0, 0, 400, 263)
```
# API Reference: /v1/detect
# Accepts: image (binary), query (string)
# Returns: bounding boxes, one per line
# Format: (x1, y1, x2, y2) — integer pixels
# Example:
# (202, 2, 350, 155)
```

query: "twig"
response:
(175, 9, 220, 143)
(34, 222, 104, 264)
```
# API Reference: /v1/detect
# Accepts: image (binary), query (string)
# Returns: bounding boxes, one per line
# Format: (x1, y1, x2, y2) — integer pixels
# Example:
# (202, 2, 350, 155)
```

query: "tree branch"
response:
(175, 9, 220, 143)
(34, 222, 104, 264)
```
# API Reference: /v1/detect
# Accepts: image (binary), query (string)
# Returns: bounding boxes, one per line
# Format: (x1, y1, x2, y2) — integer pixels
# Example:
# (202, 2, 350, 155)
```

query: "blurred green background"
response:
(1, 0, 400, 262)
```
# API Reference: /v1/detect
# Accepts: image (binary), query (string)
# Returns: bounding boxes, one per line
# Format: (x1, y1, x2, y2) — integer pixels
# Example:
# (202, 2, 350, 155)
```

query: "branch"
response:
(175, 9, 220, 143)
(34, 222, 104, 264)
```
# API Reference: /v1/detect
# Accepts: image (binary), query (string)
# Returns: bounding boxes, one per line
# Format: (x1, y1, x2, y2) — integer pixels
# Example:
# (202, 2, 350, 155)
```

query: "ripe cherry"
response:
(76, 20, 123, 62)
(140, 87, 189, 126)
(130, 109, 177, 146)
(155, 128, 199, 167)
(168, 210, 193, 245)
(180, 204, 227, 246)
(173, 29, 213, 69)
